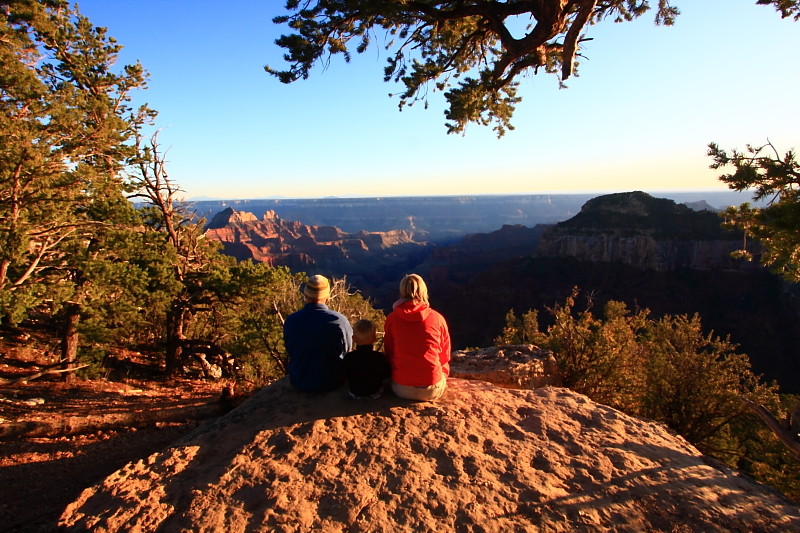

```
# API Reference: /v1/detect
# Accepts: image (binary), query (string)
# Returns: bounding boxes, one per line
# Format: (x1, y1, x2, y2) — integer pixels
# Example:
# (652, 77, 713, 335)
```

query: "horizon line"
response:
(184, 187, 742, 203)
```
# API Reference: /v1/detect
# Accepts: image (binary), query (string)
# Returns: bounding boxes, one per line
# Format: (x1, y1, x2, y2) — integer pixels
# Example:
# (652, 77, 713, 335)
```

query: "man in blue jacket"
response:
(283, 275, 353, 392)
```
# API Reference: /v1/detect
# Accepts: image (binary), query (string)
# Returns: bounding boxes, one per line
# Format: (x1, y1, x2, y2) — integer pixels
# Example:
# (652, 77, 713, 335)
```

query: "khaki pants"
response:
(391, 377, 447, 401)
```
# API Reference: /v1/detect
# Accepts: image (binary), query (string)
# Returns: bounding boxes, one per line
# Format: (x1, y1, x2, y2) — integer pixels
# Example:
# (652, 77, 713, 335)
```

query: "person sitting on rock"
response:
(283, 274, 353, 392)
(344, 319, 391, 400)
(384, 273, 451, 401)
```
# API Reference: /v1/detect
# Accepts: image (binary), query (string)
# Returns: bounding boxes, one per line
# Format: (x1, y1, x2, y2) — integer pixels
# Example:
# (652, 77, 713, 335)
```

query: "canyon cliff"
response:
(205, 207, 430, 288)
(534, 191, 755, 271)
(190, 191, 757, 243)
(195, 195, 593, 243)
(421, 194, 798, 392)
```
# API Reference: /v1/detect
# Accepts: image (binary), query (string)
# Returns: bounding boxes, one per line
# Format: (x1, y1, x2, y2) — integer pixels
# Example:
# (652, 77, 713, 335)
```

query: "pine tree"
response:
(1, 1, 153, 378)
(708, 141, 800, 283)
(269, 1, 797, 135)
(1, 1, 149, 315)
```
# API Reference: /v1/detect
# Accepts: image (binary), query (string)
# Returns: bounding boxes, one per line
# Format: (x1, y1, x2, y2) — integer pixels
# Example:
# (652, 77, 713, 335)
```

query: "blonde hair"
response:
(399, 273, 429, 305)
(353, 319, 377, 345)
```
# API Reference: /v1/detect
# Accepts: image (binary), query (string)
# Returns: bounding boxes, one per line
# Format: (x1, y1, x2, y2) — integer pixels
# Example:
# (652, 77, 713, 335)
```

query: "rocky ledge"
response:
(60, 350, 799, 532)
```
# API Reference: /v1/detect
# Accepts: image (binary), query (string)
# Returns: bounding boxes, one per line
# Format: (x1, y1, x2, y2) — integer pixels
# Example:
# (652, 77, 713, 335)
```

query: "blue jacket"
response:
(283, 303, 353, 392)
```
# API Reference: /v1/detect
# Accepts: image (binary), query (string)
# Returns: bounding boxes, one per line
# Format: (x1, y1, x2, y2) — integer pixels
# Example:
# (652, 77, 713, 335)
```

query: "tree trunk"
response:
(165, 305, 186, 374)
(61, 303, 81, 384)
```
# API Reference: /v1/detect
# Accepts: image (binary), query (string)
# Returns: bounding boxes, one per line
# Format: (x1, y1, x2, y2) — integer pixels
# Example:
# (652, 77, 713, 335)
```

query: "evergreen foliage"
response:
(0, 0, 159, 380)
(268, 1, 796, 136)
(0, 2, 385, 384)
(758, 0, 800, 19)
(497, 290, 650, 411)
(496, 289, 800, 498)
(125, 134, 384, 383)
(268, 1, 681, 136)
(0, 0, 150, 326)
(728, 394, 800, 502)
(641, 313, 776, 444)
(709, 141, 800, 283)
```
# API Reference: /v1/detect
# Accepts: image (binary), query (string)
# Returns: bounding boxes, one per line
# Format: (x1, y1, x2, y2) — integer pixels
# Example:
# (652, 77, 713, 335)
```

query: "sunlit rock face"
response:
(193, 194, 597, 243)
(204, 207, 428, 282)
(450, 344, 562, 389)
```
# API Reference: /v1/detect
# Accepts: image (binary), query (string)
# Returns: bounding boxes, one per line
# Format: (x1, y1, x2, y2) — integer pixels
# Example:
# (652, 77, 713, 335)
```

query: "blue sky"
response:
(76, 1, 800, 200)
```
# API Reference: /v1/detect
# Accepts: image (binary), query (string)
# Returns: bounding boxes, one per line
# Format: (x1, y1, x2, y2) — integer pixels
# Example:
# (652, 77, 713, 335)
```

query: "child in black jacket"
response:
(344, 319, 391, 399)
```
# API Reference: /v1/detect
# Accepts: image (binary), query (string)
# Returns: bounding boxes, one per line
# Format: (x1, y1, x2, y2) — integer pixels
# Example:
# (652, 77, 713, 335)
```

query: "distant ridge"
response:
(550, 191, 737, 239)
(189, 191, 757, 243)
(198, 191, 799, 393)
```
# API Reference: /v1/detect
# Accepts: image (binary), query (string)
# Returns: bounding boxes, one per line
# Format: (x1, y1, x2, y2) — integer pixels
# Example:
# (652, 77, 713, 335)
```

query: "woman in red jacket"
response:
(384, 274, 451, 401)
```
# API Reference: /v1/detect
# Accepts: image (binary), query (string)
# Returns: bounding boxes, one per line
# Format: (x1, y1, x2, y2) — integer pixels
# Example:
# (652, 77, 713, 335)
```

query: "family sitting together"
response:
(282, 273, 451, 401)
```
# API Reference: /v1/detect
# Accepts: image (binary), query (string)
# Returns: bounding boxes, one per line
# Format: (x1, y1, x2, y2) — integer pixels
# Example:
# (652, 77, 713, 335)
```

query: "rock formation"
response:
(535, 191, 757, 271)
(450, 344, 562, 389)
(60, 368, 800, 531)
(200, 194, 799, 394)
(204, 207, 429, 286)
(189, 191, 755, 244)
(194, 195, 594, 243)
(683, 200, 719, 213)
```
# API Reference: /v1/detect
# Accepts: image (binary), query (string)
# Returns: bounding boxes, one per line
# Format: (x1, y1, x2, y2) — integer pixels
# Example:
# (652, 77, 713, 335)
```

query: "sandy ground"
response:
(58, 378, 800, 532)
(0, 365, 222, 532)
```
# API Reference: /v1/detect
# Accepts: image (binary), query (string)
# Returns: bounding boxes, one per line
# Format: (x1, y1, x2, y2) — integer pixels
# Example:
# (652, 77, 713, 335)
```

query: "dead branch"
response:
(0, 362, 89, 386)
(250, 309, 288, 375)
(741, 397, 800, 460)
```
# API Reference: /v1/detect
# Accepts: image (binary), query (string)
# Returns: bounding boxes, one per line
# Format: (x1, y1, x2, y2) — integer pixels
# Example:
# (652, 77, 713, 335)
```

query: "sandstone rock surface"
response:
(60, 378, 800, 532)
(450, 345, 562, 389)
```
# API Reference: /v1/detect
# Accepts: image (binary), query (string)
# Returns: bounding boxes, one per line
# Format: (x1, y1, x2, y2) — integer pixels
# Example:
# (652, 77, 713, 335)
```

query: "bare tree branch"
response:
(0, 361, 90, 386)
(741, 397, 800, 460)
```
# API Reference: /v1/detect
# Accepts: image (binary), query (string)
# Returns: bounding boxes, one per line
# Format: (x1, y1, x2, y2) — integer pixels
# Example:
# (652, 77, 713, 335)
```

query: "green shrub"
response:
(497, 288, 793, 500)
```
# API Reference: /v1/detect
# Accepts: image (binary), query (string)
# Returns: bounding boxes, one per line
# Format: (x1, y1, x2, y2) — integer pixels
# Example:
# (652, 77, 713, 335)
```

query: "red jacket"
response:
(384, 299, 451, 387)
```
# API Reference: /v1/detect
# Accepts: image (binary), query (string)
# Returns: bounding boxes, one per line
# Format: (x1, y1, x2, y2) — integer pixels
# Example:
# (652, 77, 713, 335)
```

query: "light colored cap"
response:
(303, 275, 331, 300)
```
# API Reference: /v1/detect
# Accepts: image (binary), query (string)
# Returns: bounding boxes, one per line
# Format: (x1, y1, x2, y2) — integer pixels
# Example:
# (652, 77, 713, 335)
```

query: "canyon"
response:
(204, 207, 431, 291)
(202, 191, 800, 393)
(192, 191, 757, 244)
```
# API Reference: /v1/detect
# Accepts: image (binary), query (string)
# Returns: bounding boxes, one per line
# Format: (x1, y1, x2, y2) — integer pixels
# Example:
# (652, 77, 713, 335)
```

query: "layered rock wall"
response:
(535, 231, 756, 271)
(534, 192, 759, 272)
(204, 207, 428, 288)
